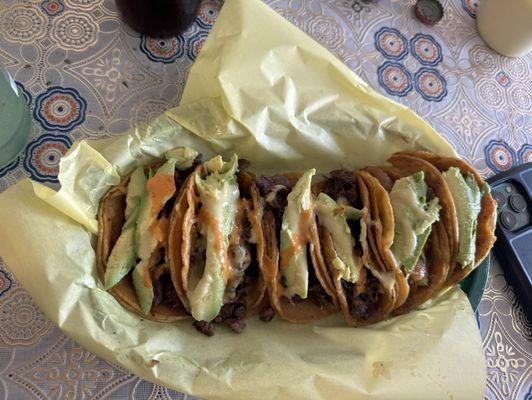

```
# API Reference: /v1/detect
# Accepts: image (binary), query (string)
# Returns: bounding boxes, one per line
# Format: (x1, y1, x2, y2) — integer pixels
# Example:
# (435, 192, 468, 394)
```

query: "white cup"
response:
(476, 0, 532, 58)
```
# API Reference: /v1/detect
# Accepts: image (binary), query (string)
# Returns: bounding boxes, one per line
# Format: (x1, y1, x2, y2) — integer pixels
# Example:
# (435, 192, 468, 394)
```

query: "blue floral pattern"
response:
(15, 81, 32, 106)
(496, 71, 511, 88)
(377, 61, 412, 97)
(462, 0, 478, 18)
(0, 157, 21, 178)
(187, 30, 209, 61)
(40, 0, 64, 16)
(140, 35, 186, 63)
(375, 28, 446, 101)
(0, 269, 13, 297)
(414, 68, 447, 102)
(34, 87, 86, 132)
(485, 140, 517, 173)
(23, 133, 72, 183)
(196, 0, 222, 29)
(525, 385, 532, 400)
(410, 34, 443, 66)
(375, 27, 408, 61)
(517, 144, 532, 165)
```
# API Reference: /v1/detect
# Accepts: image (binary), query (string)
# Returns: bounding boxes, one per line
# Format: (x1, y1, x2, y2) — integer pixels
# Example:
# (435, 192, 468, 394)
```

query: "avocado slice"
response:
(165, 147, 199, 170)
(188, 154, 240, 322)
(280, 169, 316, 299)
(104, 167, 147, 289)
(133, 159, 177, 315)
(315, 193, 363, 283)
(390, 171, 441, 275)
(442, 167, 481, 268)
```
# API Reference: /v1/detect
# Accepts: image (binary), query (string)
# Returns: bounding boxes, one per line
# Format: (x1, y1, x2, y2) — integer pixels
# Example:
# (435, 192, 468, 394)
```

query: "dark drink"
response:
(115, 0, 201, 37)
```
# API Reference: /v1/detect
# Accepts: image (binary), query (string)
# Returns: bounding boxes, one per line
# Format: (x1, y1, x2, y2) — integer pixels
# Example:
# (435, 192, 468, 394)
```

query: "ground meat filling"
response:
(238, 158, 251, 171)
(259, 305, 275, 322)
(194, 269, 258, 336)
(193, 201, 260, 336)
(321, 169, 359, 207)
(305, 247, 332, 308)
(160, 154, 203, 218)
(282, 245, 332, 308)
(320, 169, 363, 236)
(255, 175, 294, 234)
(151, 238, 186, 311)
(193, 321, 215, 336)
(257, 175, 332, 309)
(342, 271, 380, 321)
(409, 257, 428, 285)
(152, 267, 184, 311)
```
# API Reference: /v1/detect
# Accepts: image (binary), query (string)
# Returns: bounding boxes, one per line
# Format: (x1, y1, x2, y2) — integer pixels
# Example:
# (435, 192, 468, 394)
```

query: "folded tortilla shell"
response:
(96, 171, 189, 322)
(311, 176, 394, 325)
(168, 166, 266, 318)
(258, 173, 338, 323)
(356, 171, 410, 310)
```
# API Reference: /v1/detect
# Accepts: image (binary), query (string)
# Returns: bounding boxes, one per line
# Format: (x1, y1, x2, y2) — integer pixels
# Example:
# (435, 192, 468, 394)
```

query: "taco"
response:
(312, 170, 398, 326)
(363, 155, 454, 315)
(392, 151, 497, 287)
(96, 147, 201, 321)
(168, 155, 267, 335)
(254, 170, 338, 323)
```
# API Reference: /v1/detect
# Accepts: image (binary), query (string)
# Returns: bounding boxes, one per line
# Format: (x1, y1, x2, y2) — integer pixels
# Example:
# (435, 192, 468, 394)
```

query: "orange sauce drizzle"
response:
(147, 173, 176, 215)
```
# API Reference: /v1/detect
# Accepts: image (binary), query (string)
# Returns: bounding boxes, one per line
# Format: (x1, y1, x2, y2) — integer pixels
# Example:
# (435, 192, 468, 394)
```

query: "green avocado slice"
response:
(442, 167, 481, 268)
(390, 171, 441, 275)
(315, 192, 363, 283)
(132, 159, 177, 315)
(280, 169, 315, 299)
(165, 146, 199, 169)
(188, 154, 240, 322)
(104, 167, 146, 289)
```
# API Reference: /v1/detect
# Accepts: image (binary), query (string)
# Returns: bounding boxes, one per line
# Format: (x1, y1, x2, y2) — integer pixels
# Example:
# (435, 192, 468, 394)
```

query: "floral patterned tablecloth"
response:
(0, 0, 530, 399)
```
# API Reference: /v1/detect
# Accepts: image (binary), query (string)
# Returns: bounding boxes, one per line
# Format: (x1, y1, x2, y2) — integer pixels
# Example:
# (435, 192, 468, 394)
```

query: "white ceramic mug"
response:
(477, 0, 532, 58)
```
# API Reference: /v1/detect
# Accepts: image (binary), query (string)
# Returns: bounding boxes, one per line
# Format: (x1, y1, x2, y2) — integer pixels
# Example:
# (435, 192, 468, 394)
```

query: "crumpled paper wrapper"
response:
(0, 0, 485, 398)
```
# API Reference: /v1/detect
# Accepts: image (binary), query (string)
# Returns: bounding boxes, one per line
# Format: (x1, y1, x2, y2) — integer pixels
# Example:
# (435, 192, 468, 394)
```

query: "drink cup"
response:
(0, 67, 32, 167)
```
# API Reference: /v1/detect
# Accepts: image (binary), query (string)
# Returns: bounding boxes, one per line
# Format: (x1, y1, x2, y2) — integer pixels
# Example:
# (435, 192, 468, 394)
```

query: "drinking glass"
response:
(115, 0, 201, 37)
(0, 67, 32, 167)
(477, 0, 532, 57)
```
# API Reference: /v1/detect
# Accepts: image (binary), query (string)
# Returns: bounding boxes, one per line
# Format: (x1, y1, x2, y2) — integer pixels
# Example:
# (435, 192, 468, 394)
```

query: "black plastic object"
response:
(115, 0, 201, 37)
(487, 163, 532, 322)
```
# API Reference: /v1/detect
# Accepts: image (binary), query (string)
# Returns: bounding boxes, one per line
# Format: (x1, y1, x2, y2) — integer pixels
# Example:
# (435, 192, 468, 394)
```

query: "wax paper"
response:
(0, 0, 485, 398)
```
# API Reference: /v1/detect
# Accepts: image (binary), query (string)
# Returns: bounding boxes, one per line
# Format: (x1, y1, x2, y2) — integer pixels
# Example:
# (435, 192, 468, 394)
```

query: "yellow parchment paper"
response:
(0, 0, 485, 399)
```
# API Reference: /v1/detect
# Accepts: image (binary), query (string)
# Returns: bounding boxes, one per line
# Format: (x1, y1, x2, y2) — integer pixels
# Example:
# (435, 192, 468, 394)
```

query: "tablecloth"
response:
(0, 0, 530, 399)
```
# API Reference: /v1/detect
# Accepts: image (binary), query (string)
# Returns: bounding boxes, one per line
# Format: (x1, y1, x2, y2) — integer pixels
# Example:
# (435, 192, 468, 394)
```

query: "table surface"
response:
(0, 0, 531, 399)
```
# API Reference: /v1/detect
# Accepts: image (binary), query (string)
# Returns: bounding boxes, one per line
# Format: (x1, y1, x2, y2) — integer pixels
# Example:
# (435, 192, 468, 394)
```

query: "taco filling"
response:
(99, 147, 201, 319)
(316, 170, 389, 324)
(389, 171, 441, 286)
(255, 170, 336, 321)
(176, 155, 264, 335)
